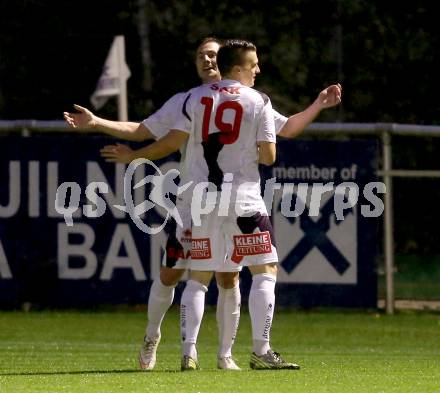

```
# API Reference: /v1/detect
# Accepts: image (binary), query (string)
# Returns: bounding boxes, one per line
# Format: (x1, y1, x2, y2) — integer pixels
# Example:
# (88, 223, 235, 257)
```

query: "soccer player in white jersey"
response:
(101, 39, 282, 370)
(66, 37, 342, 371)
(167, 38, 299, 370)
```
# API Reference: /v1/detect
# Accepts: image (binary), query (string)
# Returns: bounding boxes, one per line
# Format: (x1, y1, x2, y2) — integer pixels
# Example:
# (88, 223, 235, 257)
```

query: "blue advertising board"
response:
(0, 135, 171, 307)
(0, 134, 379, 308)
(260, 138, 380, 307)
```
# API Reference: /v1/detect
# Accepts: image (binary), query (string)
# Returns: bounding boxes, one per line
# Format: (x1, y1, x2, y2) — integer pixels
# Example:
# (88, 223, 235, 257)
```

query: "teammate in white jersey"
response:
(65, 38, 244, 370)
(66, 37, 342, 371)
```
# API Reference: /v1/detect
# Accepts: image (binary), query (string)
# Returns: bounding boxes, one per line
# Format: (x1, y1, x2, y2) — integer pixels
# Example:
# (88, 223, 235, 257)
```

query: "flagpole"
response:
(116, 36, 128, 121)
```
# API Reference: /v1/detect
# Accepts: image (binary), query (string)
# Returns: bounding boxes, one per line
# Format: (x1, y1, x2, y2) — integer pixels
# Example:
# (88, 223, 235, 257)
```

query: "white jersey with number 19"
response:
(173, 79, 276, 212)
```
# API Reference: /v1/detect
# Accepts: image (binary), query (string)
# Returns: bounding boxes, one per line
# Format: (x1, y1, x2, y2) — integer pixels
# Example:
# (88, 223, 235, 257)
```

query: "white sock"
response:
(216, 284, 241, 358)
(145, 278, 175, 339)
(180, 280, 208, 359)
(249, 273, 276, 356)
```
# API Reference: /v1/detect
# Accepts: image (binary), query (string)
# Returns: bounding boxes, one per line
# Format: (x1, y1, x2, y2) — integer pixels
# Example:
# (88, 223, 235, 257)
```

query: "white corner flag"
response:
(90, 35, 131, 121)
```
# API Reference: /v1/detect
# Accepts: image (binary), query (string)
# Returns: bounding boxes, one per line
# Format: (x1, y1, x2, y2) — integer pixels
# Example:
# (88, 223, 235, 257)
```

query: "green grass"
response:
(0, 307, 439, 393)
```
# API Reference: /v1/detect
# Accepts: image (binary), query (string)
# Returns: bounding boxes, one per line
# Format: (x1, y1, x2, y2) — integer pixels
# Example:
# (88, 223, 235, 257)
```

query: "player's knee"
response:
(189, 270, 213, 286)
(160, 267, 185, 286)
(216, 272, 239, 289)
(249, 263, 277, 277)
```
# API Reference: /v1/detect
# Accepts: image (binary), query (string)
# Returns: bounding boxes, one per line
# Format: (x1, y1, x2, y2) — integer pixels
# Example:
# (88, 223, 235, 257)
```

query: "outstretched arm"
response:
(63, 104, 153, 142)
(100, 129, 189, 164)
(277, 84, 342, 138)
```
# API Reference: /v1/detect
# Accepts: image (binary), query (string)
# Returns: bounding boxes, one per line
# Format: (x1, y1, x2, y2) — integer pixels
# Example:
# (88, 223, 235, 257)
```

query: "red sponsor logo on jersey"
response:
(191, 238, 212, 259)
(210, 83, 241, 95)
(220, 86, 241, 94)
(231, 231, 272, 263)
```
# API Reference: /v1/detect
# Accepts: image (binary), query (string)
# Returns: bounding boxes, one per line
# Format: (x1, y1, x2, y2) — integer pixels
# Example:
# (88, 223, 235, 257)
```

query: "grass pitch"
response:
(0, 307, 439, 393)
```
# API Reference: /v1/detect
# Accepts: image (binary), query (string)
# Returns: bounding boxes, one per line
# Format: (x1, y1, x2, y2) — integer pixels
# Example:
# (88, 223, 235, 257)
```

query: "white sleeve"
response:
(141, 92, 186, 139)
(272, 109, 288, 134)
(171, 92, 193, 135)
(257, 98, 276, 143)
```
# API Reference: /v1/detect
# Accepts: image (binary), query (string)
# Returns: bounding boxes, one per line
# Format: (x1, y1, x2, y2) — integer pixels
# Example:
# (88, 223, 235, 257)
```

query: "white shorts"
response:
(190, 208, 278, 272)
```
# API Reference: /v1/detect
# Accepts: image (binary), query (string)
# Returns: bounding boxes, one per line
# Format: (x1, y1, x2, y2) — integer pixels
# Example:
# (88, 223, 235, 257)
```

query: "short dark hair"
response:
(216, 39, 257, 75)
(195, 36, 223, 57)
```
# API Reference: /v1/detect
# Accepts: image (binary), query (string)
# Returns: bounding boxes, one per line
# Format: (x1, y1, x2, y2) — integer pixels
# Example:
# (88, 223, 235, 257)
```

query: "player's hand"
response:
(315, 83, 342, 109)
(63, 104, 97, 129)
(100, 143, 134, 164)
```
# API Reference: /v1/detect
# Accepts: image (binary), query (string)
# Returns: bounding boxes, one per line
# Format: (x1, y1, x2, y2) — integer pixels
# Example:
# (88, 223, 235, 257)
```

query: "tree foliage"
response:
(0, 0, 438, 123)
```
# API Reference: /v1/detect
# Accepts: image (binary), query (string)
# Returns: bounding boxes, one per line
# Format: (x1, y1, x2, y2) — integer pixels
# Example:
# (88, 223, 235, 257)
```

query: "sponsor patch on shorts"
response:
(233, 231, 272, 257)
(191, 238, 212, 259)
(180, 229, 192, 244)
